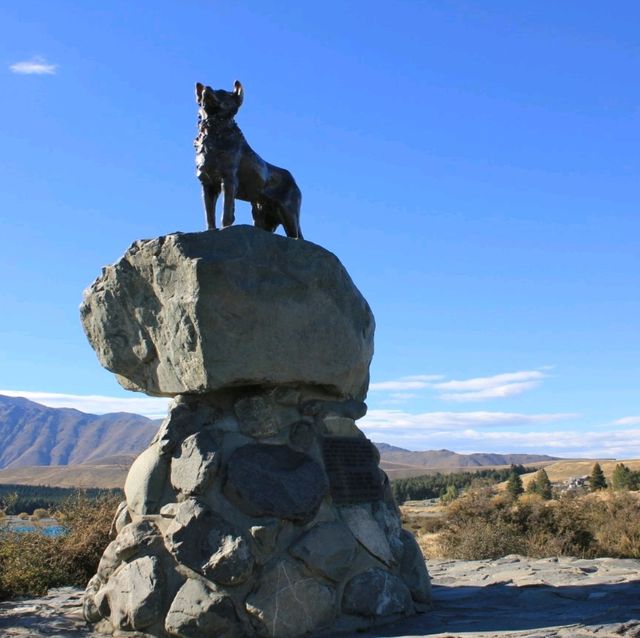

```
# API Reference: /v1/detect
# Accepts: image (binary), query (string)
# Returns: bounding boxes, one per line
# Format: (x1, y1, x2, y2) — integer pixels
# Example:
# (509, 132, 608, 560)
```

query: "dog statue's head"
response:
(195, 81, 244, 118)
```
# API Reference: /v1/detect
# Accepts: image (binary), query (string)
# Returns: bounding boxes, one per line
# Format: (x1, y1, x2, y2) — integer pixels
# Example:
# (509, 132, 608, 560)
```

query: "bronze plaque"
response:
(322, 437, 383, 504)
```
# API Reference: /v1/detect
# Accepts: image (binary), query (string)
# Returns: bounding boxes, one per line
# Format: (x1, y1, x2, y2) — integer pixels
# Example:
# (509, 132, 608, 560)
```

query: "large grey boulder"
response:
(246, 559, 335, 637)
(170, 430, 220, 495)
(340, 505, 395, 566)
(165, 579, 243, 638)
(289, 521, 358, 582)
(398, 529, 432, 604)
(165, 500, 254, 586)
(80, 226, 374, 399)
(342, 568, 413, 618)
(96, 556, 163, 630)
(124, 442, 169, 515)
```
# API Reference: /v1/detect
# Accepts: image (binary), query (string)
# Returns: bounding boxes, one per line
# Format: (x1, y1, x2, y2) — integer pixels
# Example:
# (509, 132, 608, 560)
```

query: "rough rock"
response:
(249, 520, 281, 557)
(97, 520, 162, 581)
(153, 399, 222, 455)
(96, 556, 163, 630)
(165, 499, 254, 586)
(164, 579, 242, 638)
(289, 521, 358, 582)
(301, 398, 367, 420)
(124, 442, 169, 515)
(233, 395, 280, 438)
(224, 444, 328, 522)
(340, 505, 394, 565)
(110, 500, 131, 536)
(245, 559, 335, 637)
(170, 430, 220, 495)
(322, 415, 360, 436)
(342, 568, 413, 618)
(398, 529, 431, 603)
(80, 226, 374, 399)
(288, 421, 314, 450)
(83, 576, 102, 624)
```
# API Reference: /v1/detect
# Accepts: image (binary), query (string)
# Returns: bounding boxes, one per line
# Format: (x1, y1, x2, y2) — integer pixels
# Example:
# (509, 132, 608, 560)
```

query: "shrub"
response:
(440, 484, 459, 504)
(17, 512, 29, 520)
(0, 492, 119, 600)
(0, 530, 60, 599)
(31, 508, 50, 520)
(434, 490, 640, 560)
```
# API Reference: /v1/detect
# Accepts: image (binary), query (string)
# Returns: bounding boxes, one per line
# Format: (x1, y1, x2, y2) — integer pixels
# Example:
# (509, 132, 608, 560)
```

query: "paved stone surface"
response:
(2, 556, 639, 637)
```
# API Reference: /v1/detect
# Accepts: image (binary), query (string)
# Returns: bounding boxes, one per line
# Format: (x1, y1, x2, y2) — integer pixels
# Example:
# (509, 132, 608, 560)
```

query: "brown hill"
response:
(520, 458, 640, 487)
(0, 395, 158, 469)
(0, 458, 135, 489)
(375, 442, 560, 474)
(0, 395, 563, 488)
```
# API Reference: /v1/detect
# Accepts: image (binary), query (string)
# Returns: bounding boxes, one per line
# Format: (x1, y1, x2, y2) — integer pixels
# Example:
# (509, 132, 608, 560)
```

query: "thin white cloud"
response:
(439, 381, 540, 402)
(361, 409, 577, 431)
(359, 409, 640, 458)
(435, 370, 545, 392)
(370, 369, 547, 403)
(434, 370, 545, 402)
(369, 374, 443, 392)
(9, 56, 57, 75)
(0, 390, 169, 419)
(612, 416, 640, 427)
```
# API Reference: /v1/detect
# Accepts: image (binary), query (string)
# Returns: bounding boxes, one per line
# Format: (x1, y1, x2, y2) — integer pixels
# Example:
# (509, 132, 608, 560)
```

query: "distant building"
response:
(557, 475, 590, 493)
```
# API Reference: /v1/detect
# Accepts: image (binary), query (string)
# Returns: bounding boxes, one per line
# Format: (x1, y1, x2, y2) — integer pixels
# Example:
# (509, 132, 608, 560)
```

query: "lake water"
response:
(9, 524, 65, 536)
(1, 516, 65, 536)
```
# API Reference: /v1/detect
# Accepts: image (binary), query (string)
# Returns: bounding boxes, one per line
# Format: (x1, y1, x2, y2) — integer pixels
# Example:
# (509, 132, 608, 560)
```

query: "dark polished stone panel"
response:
(322, 437, 383, 504)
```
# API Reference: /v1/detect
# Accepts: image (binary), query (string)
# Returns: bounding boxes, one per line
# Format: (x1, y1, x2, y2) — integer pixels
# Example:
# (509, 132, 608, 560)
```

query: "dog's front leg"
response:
(222, 177, 237, 228)
(202, 183, 220, 230)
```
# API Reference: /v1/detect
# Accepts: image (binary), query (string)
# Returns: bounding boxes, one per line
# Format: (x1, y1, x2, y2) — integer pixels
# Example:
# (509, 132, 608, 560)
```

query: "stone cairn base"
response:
(80, 227, 430, 637)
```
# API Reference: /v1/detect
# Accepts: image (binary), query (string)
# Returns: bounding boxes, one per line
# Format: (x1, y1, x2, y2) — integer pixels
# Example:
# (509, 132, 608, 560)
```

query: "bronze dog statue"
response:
(194, 81, 303, 239)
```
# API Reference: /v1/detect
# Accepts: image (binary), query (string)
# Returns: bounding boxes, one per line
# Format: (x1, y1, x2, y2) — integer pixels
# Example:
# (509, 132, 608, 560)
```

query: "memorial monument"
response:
(79, 81, 430, 638)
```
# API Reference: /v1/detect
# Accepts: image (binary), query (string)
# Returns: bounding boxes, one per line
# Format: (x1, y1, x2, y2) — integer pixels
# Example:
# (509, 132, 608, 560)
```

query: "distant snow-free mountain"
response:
(0, 394, 560, 487)
(374, 441, 560, 477)
(0, 394, 158, 470)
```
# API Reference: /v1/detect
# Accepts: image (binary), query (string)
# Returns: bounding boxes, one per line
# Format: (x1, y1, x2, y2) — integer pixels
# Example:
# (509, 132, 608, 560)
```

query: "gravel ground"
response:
(1, 555, 639, 637)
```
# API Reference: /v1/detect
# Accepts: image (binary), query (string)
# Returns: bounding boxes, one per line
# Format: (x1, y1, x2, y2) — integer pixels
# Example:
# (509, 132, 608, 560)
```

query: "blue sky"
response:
(0, 1, 638, 457)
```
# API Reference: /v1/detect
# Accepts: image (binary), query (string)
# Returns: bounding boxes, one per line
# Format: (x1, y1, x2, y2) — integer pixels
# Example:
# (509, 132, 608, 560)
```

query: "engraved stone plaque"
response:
(322, 437, 383, 504)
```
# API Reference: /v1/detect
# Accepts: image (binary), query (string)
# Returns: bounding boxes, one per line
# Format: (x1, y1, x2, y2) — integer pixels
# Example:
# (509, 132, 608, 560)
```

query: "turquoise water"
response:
(1, 518, 66, 536)
(10, 524, 65, 536)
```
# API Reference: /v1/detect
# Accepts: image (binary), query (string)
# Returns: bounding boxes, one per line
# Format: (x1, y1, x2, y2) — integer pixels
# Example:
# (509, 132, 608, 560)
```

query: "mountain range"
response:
(0, 395, 560, 486)
(0, 394, 158, 469)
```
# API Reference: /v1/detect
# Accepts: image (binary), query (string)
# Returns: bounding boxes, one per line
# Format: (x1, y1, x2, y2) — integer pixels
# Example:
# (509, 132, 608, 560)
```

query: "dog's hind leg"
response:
(252, 201, 279, 233)
(202, 182, 220, 230)
(279, 191, 303, 239)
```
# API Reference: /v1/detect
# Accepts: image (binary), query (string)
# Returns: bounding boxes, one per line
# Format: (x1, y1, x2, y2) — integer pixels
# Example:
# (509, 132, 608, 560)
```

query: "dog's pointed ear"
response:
(233, 80, 244, 105)
(195, 82, 205, 103)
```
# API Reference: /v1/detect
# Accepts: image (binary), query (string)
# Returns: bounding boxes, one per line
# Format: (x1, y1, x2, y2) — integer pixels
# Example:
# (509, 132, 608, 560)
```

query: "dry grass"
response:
(0, 493, 119, 600)
(408, 487, 640, 561)
(0, 464, 130, 489)
(518, 459, 640, 488)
